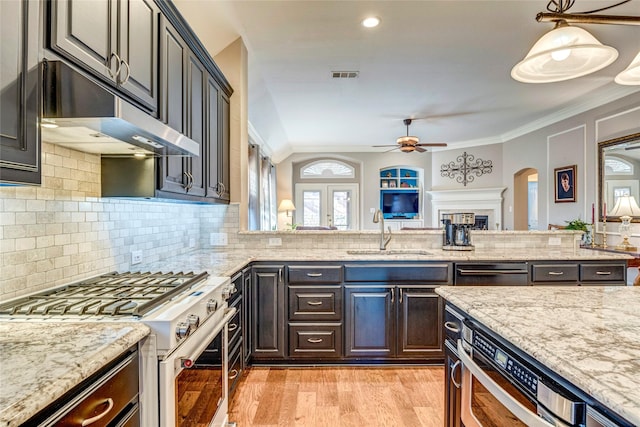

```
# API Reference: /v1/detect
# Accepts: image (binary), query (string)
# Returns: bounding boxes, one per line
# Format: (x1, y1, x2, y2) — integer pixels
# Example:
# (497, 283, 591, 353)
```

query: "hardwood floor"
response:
(229, 366, 445, 427)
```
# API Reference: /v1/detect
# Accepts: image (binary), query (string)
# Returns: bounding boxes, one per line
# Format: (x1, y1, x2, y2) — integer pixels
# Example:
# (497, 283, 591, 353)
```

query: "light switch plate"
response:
(268, 237, 282, 246)
(131, 250, 143, 265)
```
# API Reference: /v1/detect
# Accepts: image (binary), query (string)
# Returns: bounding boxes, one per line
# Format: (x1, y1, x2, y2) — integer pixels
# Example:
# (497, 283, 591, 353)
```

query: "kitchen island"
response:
(0, 322, 149, 427)
(436, 286, 640, 426)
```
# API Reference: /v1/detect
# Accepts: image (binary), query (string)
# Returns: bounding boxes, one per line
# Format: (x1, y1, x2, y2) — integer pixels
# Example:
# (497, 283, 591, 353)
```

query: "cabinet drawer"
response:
(344, 263, 452, 283)
(289, 324, 342, 358)
(51, 352, 139, 427)
(531, 264, 579, 283)
(288, 266, 342, 284)
(580, 263, 626, 283)
(228, 306, 242, 350)
(228, 339, 243, 396)
(288, 286, 342, 321)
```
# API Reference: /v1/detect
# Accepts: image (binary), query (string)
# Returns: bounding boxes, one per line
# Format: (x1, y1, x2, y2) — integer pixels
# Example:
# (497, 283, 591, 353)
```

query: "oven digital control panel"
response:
(473, 332, 539, 396)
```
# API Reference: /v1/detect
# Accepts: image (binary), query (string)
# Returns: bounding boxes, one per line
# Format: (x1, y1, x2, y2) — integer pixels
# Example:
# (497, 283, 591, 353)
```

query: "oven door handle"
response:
(457, 340, 555, 427)
(177, 308, 237, 369)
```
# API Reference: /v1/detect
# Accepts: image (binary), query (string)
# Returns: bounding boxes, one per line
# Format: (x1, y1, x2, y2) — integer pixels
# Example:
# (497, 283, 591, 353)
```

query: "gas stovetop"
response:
(0, 271, 208, 317)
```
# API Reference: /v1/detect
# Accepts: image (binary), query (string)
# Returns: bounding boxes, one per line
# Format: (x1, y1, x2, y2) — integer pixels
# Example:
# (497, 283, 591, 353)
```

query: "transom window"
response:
(300, 160, 354, 178)
(605, 157, 633, 175)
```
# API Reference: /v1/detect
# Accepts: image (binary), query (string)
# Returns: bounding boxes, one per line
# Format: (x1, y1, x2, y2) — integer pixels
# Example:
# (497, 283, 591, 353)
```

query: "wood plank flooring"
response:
(229, 366, 445, 427)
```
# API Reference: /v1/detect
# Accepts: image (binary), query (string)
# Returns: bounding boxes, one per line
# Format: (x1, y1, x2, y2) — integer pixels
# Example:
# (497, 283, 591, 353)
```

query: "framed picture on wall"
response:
(554, 165, 576, 203)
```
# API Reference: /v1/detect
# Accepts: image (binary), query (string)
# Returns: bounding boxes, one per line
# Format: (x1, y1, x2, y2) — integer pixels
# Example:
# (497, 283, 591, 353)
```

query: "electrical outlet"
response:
(548, 237, 561, 246)
(268, 237, 282, 246)
(189, 237, 196, 248)
(210, 233, 228, 246)
(131, 250, 143, 265)
(370, 207, 376, 214)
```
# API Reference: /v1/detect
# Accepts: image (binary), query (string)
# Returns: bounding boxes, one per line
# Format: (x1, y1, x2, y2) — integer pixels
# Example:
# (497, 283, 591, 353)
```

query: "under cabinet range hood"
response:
(41, 60, 199, 157)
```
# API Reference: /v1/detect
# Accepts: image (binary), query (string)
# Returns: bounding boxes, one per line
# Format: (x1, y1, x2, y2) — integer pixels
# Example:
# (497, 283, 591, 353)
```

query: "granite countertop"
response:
(0, 322, 150, 427)
(137, 247, 632, 278)
(435, 286, 640, 426)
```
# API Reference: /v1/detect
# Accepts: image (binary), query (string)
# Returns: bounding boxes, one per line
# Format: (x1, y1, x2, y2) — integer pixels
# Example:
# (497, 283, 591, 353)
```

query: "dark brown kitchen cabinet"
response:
(251, 265, 286, 360)
(444, 340, 462, 427)
(0, 0, 41, 185)
(344, 286, 394, 358)
(206, 80, 230, 202)
(343, 262, 450, 361)
(242, 267, 252, 364)
(49, 0, 159, 111)
(184, 53, 206, 197)
(397, 287, 443, 358)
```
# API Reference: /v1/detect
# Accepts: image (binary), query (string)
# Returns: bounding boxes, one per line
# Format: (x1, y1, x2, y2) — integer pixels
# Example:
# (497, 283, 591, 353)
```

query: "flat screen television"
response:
(381, 191, 419, 218)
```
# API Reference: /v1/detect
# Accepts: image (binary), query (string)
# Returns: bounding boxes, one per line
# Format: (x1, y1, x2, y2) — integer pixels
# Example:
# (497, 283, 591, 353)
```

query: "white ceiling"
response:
(175, 1, 640, 161)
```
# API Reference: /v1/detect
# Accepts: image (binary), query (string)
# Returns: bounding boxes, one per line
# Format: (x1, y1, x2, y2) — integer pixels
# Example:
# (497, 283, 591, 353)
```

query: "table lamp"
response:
(278, 199, 296, 217)
(608, 195, 640, 251)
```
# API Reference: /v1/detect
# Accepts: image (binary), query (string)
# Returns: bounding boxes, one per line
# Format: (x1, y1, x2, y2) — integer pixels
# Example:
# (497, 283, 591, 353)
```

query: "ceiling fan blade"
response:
(414, 146, 426, 153)
(416, 143, 448, 147)
(384, 147, 400, 153)
(373, 144, 401, 147)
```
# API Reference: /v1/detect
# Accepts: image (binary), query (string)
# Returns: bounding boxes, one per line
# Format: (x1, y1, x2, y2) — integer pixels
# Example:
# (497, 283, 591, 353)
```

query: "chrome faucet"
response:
(373, 209, 392, 250)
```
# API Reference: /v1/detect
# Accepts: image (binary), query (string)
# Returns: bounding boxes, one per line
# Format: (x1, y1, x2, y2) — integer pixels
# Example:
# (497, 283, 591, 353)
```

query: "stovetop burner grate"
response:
(0, 271, 209, 317)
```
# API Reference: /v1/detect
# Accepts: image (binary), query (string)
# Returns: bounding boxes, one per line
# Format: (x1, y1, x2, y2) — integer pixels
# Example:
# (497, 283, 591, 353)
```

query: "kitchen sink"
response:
(346, 249, 433, 256)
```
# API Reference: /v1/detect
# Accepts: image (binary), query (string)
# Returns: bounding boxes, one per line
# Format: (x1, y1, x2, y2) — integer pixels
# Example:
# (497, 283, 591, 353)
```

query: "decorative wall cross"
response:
(440, 152, 493, 186)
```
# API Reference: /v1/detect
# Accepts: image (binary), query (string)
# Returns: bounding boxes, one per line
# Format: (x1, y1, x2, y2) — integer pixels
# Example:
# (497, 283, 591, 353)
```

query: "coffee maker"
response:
(442, 213, 475, 251)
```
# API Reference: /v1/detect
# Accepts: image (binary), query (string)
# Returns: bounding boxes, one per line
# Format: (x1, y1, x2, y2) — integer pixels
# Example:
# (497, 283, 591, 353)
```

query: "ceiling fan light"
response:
(400, 145, 414, 152)
(511, 24, 618, 83)
(397, 136, 419, 145)
(615, 51, 640, 85)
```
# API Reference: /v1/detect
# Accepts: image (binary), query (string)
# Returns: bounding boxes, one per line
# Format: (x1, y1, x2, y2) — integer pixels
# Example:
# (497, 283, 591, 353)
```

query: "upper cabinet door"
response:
(49, 0, 158, 111)
(0, 0, 41, 184)
(117, 0, 158, 111)
(50, 0, 117, 81)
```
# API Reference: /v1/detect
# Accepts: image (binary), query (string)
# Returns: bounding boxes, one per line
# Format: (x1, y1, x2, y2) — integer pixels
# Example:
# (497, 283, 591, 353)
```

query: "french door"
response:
(294, 184, 359, 230)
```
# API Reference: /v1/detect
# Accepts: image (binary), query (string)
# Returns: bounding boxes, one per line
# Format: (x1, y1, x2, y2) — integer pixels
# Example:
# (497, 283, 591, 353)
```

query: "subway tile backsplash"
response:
(2, 143, 579, 301)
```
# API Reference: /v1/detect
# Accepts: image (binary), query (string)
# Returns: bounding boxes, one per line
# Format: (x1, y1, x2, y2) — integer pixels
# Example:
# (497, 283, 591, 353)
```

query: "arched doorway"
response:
(514, 168, 538, 230)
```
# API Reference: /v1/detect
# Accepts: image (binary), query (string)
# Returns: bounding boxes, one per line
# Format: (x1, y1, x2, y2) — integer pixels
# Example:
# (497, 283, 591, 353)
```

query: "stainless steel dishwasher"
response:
(455, 262, 529, 286)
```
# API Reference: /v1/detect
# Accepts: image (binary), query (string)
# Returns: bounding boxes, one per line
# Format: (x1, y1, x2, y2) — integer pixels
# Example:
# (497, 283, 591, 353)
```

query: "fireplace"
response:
(427, 187, 507, 230)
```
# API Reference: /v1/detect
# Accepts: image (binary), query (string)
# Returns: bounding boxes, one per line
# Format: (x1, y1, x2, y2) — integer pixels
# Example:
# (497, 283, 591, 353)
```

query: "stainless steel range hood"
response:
(41, 60, 199, 157)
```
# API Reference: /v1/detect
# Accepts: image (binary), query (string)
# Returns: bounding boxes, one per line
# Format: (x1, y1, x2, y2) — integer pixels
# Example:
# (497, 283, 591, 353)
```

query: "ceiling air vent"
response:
(332, 71, 359, 79)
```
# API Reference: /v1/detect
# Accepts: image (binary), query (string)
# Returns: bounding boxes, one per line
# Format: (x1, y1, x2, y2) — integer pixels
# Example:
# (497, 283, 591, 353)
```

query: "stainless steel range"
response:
(0, 271, 236, 427)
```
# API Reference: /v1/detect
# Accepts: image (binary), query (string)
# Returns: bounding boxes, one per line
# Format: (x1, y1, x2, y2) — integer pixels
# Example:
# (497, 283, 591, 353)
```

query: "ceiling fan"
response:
(374, 119, 448, 153)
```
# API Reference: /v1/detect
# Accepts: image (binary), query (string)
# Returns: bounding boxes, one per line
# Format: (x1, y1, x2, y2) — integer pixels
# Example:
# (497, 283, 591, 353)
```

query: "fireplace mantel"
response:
(427, 187, 507, 230)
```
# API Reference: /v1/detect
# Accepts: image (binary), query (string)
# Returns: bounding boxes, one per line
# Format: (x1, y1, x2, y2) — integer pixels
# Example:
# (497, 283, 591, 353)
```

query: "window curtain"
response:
(261, 156, 275, 230)
(248, 144, 260, 230)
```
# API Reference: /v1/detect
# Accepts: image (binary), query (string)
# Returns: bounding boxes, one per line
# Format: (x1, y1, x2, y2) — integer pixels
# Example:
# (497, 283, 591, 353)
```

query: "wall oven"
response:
(458, 322, 584, 427)
(159, 305, 235, 427)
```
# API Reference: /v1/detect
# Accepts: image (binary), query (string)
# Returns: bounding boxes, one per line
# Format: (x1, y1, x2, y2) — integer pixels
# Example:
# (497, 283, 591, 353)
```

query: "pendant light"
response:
(511, 21, 618, 83)
(512, 0, 640, 84)
(615, 51, 640, 85)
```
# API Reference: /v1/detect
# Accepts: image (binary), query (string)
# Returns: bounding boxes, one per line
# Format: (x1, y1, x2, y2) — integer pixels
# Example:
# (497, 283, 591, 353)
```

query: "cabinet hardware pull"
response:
(457, 269, 528, 275)
(444, 321, 460, 333)
(106, 53, 121, 79)
(119, 60, 131, 84)
(595, 271, 612, 275)
(306, 301, 323, 306)
(548, 271, 564, 275)
(399, 288, 403, 304)
(279, 269, 283, 284)
(306, 273, 323, 277)
(390, 288, 395, 304)
(81, 398, 114, 426)
(229, 369, 239, 380)
(450, 361, 461, 389)
(228, 323, 238, 332)
(307, 338, 323, 343)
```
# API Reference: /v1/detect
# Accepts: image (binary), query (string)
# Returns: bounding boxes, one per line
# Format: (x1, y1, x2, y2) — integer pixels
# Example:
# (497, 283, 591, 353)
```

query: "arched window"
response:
(300, 160, 355, 179)
(605, 156, 634, 175)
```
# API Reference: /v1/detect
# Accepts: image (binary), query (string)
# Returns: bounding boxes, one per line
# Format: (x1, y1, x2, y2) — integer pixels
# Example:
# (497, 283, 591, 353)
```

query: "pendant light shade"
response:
(615, 51, 640, 85)
(511, 23, 618, 83)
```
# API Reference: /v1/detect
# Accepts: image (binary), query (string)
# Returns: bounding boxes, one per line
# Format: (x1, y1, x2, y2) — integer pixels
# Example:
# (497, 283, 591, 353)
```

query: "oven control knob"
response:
(187, 314, 200, 328)
(222, 287, 231, 301)
(206, 299, 218, 314)
(176, 322, 191, 340)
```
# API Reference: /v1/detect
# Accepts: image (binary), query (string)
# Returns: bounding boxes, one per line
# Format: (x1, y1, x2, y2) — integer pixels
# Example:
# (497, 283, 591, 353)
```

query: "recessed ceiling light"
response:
(361, 16, 380, 28)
